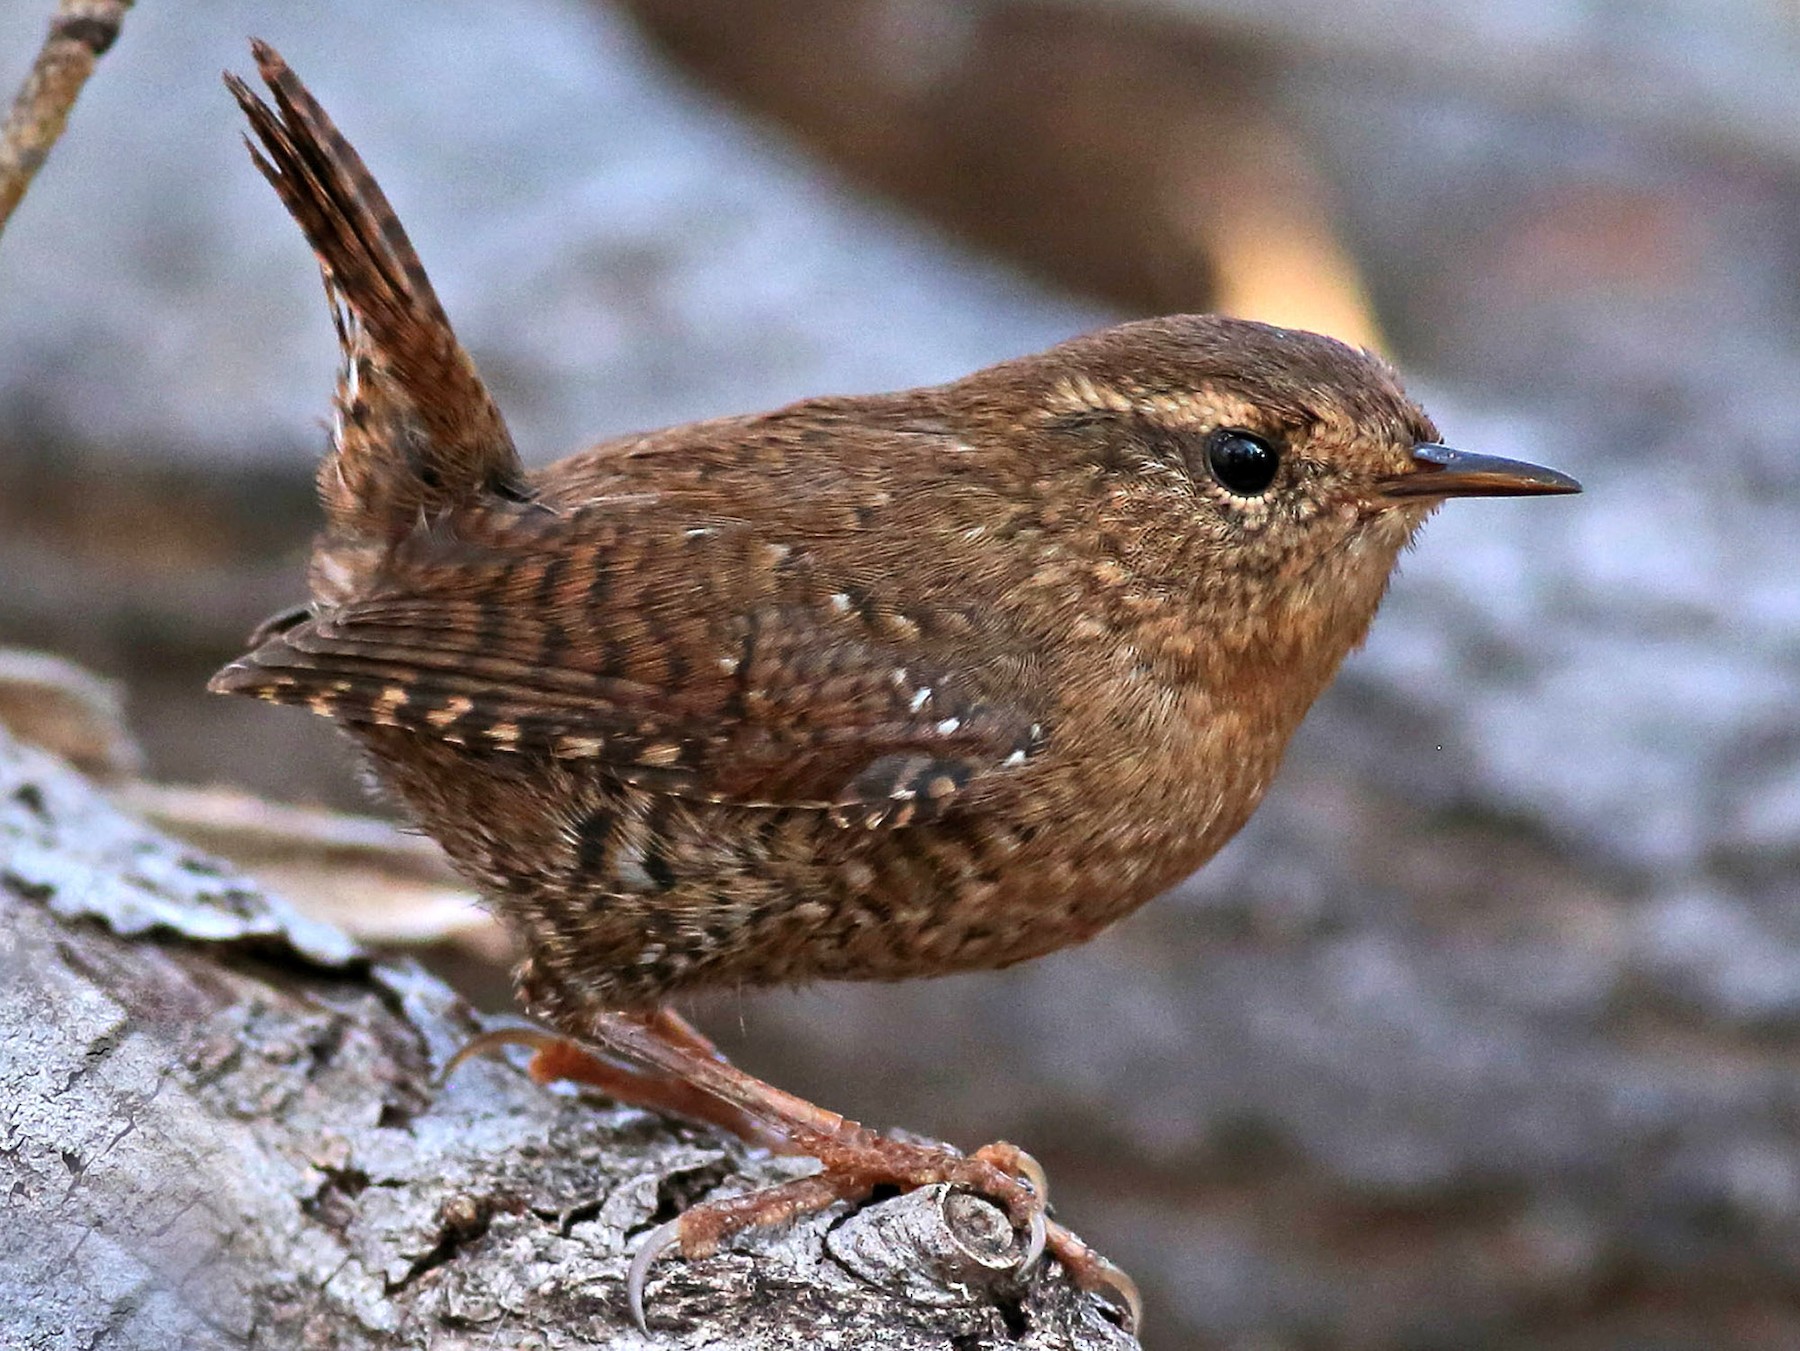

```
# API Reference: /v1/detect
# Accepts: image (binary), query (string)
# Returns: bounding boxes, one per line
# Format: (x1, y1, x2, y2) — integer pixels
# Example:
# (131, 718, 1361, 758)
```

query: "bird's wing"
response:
(212, 501, 1048, 826)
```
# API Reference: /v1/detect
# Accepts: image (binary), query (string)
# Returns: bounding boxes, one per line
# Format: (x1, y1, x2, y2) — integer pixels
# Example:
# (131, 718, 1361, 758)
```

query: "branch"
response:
(0, 721, 1135, 1349)
(0, 0, 133, 241)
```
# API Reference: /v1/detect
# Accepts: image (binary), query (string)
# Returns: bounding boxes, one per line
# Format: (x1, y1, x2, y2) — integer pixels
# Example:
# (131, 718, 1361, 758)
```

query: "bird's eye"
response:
(1202, 428, 1288, 496)
(1204, 429, 1281, 496)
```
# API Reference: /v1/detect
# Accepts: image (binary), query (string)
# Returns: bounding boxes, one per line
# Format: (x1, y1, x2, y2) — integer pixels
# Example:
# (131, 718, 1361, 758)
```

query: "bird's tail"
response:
(224, 42, 526, 555)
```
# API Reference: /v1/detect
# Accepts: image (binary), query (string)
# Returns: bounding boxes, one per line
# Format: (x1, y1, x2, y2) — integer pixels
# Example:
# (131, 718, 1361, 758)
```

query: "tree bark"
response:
(0, 724, 1134, 1350)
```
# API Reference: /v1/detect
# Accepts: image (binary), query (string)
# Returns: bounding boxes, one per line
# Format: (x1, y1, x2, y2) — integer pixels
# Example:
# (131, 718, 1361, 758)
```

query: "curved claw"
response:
(1041, 1217, 1144, 1334)
(626, 1216, 684, 1335)
(1018, 1203, 1047, 1276)
(1008, 1149, 1051, 1207)
(1091, 1256, 1143, 1334)
(970, 1141, 1050, 1274)
(437, 1025, 560, 1085)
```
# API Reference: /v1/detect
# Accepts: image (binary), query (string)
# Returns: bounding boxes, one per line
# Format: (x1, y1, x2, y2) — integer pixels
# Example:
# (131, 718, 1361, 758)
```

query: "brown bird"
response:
(216, 42, 1579, 1334)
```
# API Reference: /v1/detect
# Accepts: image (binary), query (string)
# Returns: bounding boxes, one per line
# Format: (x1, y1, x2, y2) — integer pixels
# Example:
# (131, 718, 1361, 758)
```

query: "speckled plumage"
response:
(215, 47, 1572, 1028)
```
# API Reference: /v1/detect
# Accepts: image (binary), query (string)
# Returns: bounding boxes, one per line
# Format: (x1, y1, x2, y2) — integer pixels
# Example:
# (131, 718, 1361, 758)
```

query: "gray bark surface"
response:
(0, 725, 1134, 1351)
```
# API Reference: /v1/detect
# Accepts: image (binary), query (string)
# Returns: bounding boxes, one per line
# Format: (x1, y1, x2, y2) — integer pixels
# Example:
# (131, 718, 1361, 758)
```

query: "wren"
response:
(215, 44, 1579, 1333)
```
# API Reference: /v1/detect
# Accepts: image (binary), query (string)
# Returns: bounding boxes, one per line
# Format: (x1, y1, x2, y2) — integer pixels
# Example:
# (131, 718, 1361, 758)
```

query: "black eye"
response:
(1204, 429, 1280, 496)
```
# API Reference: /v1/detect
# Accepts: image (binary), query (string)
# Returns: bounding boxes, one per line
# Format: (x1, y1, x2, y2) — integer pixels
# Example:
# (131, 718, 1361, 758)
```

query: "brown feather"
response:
(223, 41, 523, 555)
(210, 46, 1578, 1010)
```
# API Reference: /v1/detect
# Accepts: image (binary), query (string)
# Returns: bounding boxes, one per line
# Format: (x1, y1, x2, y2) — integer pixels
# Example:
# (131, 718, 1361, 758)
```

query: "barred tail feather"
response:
(224, 41, 525, 542)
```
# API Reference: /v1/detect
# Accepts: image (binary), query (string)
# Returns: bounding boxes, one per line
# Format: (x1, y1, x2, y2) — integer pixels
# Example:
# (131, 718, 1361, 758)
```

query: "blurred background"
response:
(3, 1, 1800, 1346)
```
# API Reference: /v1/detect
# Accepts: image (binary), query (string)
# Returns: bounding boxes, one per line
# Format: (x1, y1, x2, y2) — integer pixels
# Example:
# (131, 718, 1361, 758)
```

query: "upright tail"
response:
(224, 42, 526, 555)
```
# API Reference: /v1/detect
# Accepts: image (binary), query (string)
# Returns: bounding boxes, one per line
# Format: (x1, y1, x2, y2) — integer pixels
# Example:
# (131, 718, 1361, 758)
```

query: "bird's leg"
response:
(450, 1010, 1140, 1332)
(444, 1009, 785, 1149)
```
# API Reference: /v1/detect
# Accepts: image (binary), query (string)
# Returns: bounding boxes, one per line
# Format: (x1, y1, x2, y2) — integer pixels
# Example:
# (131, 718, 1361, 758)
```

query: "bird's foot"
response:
(443, 1011, 1140, 1334)
(625, 1127, 1139, 1334)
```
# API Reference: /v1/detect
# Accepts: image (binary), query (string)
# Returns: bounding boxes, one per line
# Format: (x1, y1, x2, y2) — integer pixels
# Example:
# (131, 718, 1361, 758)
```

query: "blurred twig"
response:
(0, 0, 133, 241)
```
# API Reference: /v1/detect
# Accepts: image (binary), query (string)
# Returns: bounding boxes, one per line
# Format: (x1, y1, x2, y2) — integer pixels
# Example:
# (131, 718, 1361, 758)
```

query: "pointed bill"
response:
(1382, 443, 1582, 499)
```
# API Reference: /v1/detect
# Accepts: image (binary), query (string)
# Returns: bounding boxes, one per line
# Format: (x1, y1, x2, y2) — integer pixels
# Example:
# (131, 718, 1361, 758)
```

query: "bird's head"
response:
(957, 314, 1580, 669)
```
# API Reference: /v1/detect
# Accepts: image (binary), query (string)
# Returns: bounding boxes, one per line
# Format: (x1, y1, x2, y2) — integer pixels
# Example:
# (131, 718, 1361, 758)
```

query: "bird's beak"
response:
(1381, 443, 1582, 499)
